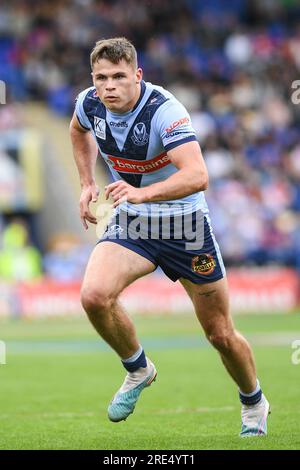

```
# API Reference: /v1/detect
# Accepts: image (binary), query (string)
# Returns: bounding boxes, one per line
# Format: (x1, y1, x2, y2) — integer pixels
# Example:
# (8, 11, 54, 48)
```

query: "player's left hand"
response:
(105, 180, 147, 207)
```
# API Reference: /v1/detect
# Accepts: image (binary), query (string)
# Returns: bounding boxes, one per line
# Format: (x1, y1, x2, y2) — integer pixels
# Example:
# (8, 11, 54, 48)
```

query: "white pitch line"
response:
(0, 411, 96, 419)
(156, 406, 235, 415)
(247, 332, 300, 346)
(0, 406, 236, 420)
(40, 411, 96, 418)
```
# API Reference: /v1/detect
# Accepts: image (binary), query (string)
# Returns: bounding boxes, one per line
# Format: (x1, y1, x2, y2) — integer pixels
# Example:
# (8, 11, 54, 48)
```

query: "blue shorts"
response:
(98, 209, 225, 284)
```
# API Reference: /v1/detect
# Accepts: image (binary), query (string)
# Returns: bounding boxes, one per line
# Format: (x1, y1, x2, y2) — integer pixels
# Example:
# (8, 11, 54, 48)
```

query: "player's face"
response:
(92, 59, 143, 113)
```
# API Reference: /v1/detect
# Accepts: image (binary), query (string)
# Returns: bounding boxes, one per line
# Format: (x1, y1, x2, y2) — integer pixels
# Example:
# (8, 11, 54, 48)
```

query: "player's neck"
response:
(129, 82, 142, 112)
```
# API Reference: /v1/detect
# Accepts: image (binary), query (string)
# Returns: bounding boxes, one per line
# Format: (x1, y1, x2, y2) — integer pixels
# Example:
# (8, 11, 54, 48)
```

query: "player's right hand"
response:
(79, 183, 99, 230)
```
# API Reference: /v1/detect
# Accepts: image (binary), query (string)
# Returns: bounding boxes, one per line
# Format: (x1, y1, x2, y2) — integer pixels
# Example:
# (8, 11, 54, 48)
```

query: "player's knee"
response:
(81, 286, 114, 314)
(207, 329, 235, 353)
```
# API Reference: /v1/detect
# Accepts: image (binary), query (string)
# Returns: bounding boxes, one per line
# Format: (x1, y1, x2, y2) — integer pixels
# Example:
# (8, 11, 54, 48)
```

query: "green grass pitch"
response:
(0, 313, 300, 450)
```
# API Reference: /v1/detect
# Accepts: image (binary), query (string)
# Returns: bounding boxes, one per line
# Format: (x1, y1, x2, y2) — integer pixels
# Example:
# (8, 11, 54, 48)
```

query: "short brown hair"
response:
(90, 37, 137, 69)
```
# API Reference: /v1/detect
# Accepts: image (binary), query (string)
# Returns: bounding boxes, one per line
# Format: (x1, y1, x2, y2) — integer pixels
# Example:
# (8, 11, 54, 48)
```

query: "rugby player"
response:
(70, 37, 270, 436)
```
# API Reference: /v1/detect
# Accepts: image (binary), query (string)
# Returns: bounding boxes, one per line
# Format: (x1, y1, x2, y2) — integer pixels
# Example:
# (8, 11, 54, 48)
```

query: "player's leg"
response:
(81, 241, 155, 358)
(180, 276, 270, 436)
(180, 277, 256, 391)
(81, 241, 157, 422)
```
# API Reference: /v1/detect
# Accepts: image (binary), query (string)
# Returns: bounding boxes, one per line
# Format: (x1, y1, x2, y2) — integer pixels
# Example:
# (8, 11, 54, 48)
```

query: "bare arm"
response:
(143, 141, 208, 201)
(105, 140, 208, 206)
(70, 113, 99, 229)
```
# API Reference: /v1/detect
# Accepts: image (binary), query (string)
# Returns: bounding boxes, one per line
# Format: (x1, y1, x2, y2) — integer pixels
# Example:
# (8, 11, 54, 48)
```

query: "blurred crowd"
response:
(1, 0, 300, 277)
(0, 217, 92, 282)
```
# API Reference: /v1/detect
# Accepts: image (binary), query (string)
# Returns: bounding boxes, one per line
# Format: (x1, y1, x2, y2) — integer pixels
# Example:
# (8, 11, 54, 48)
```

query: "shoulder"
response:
(75, 86, 100, 110)
(147, 82, 174, 101)
(149, 83, 188, 117)
(143, 82, 186, 126)
(148, 86, 191, 132)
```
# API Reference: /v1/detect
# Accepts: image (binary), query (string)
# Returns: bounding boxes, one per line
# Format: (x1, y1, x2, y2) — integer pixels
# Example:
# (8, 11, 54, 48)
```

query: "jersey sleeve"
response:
(155, 99, 197, 152)
(74, 88, 92, 130)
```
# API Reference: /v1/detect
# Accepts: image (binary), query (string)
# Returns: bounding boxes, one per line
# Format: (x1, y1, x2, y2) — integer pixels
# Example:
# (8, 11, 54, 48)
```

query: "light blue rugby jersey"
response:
(75, 80, 209, 217)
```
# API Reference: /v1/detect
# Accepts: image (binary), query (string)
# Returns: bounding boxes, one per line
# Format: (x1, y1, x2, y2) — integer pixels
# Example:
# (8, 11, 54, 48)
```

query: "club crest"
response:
(131, 122, 149, 146)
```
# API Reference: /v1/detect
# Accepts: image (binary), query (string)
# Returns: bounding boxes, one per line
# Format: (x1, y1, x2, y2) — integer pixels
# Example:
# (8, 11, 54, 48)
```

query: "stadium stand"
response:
(1, 0, 299, 270)
(0, 0, 299, 316)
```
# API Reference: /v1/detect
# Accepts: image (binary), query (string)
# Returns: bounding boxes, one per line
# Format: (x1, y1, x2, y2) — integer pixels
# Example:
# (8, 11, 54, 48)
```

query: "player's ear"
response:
(136, 67, 143, 84)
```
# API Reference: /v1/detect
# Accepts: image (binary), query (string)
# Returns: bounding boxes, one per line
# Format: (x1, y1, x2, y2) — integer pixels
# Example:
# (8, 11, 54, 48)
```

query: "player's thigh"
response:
(82, 241, 156, 298)
(180, 277, 233, 335)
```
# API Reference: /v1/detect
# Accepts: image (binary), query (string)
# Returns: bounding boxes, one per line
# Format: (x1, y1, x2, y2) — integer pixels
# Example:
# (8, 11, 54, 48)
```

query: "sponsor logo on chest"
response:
(94, 117, 106, 139)
(109, 121, 128, 128)
(107, 152, 170, 174)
